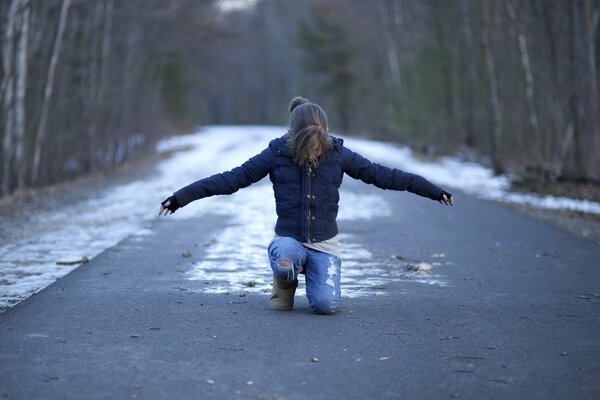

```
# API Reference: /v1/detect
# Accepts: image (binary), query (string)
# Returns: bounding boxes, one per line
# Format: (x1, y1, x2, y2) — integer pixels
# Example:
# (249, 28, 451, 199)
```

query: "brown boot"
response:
(270, 276, 298, 310)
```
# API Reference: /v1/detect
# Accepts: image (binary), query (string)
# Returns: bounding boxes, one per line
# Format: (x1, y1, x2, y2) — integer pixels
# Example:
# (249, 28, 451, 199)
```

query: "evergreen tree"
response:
(297, 6, 357, 132)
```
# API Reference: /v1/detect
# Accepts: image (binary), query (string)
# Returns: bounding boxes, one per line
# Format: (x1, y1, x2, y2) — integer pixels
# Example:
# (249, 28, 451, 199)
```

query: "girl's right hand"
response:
(438, 190, 453, 206)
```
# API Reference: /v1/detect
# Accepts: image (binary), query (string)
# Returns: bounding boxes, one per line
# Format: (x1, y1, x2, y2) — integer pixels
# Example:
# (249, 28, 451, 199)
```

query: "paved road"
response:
(1, 182, 599, 400)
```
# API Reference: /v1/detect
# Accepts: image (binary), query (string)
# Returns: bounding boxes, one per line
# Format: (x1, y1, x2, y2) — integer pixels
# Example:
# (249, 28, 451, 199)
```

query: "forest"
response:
(1, 0, 599, 198)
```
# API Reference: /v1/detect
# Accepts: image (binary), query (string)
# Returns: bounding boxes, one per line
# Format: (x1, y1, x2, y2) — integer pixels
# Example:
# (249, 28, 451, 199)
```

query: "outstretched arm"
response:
(341, 146, 453, 204)
(159, 145, 274, 215)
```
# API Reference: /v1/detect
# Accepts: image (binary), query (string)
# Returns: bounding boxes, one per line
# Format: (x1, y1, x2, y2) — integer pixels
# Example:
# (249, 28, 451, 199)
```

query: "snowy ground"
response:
(1, 125, 599, 311)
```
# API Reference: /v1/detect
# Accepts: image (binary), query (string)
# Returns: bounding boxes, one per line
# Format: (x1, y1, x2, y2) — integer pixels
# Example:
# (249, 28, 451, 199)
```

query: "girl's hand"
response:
(159, 201, 172, 216)
(438, 191, 453, 206)
(159, 196, 180, 216)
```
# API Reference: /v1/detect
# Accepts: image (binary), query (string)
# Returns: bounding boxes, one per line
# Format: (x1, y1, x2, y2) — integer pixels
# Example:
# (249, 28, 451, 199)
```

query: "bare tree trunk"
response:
(461, 0, 477, 147)
(432, 5, 455, 146)
(584, 0, 599, 178)
(451, 38, 463, 147)
(31, 0, 71, 184)
(1, 0, 19, 196)
(85, 1, 103, 171)
(97, 0, 113, 114)
(13, 0, 30, 190)
(97, 0, 114, 166)
(483, 0, 503, 174)
(506, 0, 540, 161)
(378, 0, 401, 88)
(539, 1, 565, 175)
(571, 0, 588, 179)
(118, 24, 140, 143)
(83, 0, 113, 170)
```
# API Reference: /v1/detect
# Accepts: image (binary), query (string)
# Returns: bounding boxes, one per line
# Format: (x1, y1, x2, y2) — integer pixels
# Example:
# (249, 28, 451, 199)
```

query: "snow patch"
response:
(3, 124, 594, 310)
(341, 135, 600, 214)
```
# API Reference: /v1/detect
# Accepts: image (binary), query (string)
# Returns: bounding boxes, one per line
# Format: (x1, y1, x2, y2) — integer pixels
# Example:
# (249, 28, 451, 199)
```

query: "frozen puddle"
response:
(182, 183, 447, 297)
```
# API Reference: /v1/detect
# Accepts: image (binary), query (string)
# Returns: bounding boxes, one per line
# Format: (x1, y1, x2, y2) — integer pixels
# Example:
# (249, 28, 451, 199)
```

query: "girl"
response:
(159, 97, 453, 314)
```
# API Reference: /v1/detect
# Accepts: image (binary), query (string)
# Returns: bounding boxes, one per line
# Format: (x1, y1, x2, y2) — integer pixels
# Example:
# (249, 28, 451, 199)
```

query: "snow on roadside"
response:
(341, 136, 600, 215)
(0, 126, 272, 310)
(0, 126, 424, 311)
(1, 125, 598, 311)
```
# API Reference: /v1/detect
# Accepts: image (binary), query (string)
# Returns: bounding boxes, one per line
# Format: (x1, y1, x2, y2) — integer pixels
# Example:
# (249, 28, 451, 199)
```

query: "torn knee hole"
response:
(276, 259, 293, 269)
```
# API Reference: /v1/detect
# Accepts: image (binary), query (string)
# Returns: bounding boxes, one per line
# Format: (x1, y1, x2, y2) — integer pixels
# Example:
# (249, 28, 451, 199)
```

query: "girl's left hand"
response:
(438, 191, 453, 206)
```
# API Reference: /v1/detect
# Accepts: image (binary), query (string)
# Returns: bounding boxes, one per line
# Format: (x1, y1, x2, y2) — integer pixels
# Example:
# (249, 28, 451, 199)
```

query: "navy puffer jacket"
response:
(174, 134, 444, 243)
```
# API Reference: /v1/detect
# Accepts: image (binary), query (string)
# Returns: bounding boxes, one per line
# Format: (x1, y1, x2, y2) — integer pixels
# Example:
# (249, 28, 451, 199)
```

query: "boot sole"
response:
(270, 304, 294, 311)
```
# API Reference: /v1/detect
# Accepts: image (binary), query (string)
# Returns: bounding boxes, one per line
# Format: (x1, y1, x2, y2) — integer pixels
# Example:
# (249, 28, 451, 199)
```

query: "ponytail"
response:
(286, 96, 332, 166)
(288, 125, 331, 166)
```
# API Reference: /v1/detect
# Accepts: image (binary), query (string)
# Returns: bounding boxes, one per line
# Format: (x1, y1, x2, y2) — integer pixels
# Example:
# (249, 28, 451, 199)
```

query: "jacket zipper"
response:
(306, 165, 312, 243)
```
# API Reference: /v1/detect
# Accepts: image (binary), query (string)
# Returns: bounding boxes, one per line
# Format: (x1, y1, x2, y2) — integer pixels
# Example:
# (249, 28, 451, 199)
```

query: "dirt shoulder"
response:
(503, 202, 600, 245)
(506, 180, 600, 245)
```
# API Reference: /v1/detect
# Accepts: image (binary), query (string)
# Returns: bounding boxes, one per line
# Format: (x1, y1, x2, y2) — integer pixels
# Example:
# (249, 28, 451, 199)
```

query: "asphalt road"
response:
(1, 182, 599, 400)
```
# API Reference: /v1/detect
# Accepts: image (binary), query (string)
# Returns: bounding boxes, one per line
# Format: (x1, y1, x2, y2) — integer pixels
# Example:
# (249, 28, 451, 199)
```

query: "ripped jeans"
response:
(268, 236, 341, 314)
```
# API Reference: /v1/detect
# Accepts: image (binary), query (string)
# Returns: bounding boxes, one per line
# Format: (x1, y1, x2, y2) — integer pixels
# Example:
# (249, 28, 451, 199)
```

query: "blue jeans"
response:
(268, 236, 342, 314)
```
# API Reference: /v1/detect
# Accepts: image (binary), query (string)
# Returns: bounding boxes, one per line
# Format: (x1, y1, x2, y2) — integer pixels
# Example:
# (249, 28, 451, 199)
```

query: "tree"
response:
(298, 4, 358, 132)
(31, 0, 71, 184)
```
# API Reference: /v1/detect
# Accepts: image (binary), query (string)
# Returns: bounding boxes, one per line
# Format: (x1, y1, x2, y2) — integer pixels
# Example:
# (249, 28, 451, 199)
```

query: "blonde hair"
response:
(287, 96, 332, 166)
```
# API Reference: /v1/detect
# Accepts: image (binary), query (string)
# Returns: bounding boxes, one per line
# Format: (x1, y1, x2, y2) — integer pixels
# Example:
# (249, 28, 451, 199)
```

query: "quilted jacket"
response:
(174, 134, 444, 243)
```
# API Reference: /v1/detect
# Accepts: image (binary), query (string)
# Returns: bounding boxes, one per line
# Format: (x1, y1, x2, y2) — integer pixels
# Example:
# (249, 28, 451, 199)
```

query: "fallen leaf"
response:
(219, 346, 244, 351)
(449, 355, 485, 360)
(370, 284, 387, 290)
(386, 331, 412, 336)
(56, 257, 90, 266)
(440, 336, 460, 341)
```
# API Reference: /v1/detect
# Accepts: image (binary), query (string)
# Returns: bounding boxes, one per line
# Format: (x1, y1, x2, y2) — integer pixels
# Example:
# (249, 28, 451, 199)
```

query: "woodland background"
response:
(1, 0, 599, 198)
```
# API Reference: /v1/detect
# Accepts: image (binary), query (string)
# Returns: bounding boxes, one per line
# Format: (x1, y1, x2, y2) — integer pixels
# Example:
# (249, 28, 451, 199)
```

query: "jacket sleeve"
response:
(341, 146, 443, 201)
(173, 145, 274, 208)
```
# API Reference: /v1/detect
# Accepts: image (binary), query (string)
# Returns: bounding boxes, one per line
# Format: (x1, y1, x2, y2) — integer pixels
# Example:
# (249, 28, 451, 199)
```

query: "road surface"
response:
(1, 171, 599, 399)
